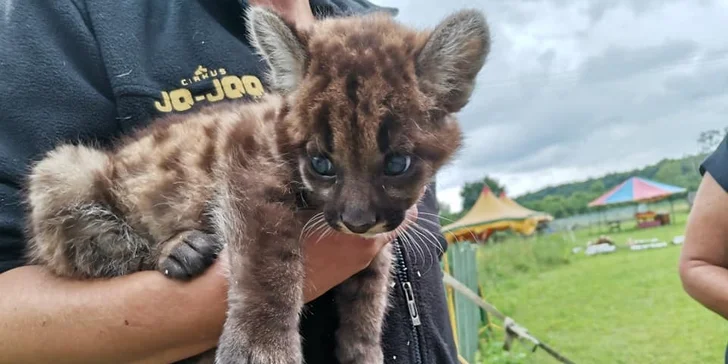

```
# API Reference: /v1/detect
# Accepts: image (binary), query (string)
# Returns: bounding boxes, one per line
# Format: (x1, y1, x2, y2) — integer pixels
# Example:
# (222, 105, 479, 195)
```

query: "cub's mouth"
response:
(336, 203, 420, 240)
(335, 185, 427, 239)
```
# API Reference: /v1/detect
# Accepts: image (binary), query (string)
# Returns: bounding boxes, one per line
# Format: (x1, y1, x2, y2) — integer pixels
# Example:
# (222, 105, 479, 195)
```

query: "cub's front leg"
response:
(212, 179, 306, 364)
(334, 244, 393, 364)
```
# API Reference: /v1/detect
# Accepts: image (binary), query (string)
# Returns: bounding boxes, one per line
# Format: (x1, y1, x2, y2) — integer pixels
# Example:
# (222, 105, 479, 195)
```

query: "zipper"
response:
(393, 238, 423, 364)
(402, 282, 421, 326)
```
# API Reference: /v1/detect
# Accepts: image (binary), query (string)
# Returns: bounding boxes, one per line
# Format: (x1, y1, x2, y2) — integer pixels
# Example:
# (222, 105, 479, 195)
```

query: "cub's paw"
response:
(214, 348, 300, 364)
(214, 333, 302, 364)
(157, 230, 220, 280)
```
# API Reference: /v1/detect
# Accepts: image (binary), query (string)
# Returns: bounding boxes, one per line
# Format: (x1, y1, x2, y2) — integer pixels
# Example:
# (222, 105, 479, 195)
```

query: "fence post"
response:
(444, 240, 485, 363)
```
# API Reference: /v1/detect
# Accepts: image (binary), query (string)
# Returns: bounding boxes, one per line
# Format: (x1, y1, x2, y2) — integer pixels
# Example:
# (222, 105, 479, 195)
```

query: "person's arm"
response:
(0, 263, 227, 364)
(0, 228, 389, 364)
(679, 135, 728, 320)
(679, 171, 728, 320)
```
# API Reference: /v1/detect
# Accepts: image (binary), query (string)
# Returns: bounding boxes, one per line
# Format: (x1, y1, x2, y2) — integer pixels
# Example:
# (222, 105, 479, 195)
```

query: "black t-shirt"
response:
(700, 135, 728, 190)
(0, 1, 458, 363)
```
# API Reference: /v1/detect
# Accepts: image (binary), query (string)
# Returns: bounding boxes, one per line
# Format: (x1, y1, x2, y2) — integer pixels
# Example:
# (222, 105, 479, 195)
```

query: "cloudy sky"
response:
(375, 0, 728, 211)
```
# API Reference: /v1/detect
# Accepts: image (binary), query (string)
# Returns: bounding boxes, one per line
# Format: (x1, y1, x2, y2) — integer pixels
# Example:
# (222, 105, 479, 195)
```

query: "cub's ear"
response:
(246, 6, 308, 93)
(416, 9, 491, 113)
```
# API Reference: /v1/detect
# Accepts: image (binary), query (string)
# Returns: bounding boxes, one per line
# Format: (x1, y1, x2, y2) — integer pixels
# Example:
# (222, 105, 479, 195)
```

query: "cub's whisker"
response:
(404, 220, 437, 269)
(403, 217, 442, 270)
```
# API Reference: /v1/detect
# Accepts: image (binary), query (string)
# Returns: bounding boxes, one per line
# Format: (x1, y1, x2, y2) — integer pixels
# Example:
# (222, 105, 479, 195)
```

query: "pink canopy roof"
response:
(588, 177, 687, 207)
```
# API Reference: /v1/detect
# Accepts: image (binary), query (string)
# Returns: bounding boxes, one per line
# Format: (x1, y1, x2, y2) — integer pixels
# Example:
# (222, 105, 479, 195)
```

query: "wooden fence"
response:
(441, 240, 488, 363)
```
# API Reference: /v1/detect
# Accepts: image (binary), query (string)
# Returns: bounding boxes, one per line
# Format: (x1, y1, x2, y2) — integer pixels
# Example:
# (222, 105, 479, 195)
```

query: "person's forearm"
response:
(680, 261, 728, 320)
(0, 265, 227, 364)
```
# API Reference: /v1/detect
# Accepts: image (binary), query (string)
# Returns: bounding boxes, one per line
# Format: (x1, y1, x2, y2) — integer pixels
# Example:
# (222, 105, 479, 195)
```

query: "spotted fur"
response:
(23, 6, 490, 364)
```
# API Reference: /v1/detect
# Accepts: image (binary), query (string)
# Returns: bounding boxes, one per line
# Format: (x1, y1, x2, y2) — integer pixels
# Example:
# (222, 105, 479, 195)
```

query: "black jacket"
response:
(0, 1, 458, 363)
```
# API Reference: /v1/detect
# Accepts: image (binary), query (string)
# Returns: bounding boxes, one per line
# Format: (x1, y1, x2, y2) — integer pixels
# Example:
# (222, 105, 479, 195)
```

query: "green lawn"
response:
(475, 212, 728, 363)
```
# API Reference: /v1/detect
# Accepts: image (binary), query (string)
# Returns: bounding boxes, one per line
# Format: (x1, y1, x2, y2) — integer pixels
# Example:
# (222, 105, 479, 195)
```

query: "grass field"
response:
(474, 211, 728, 364)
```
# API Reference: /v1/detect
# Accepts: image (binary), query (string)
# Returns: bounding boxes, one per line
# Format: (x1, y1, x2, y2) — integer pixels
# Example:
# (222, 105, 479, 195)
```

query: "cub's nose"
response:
(340, 209, 377, 234)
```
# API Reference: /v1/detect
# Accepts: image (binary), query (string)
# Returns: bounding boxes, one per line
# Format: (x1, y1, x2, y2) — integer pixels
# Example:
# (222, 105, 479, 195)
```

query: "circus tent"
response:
(587, 176, 688, 228)
(498, 191, 554, 224)
(441, 187, 553, 243)
(588, 177, 687, 207)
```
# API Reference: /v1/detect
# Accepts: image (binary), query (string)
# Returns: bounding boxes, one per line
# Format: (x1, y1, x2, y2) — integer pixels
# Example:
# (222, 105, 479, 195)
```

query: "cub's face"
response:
(247, 6, 490, 236)
(298, 96, 450, 235)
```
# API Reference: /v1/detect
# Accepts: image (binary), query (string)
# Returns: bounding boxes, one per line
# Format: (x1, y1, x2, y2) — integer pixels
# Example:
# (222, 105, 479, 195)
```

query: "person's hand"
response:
(248, 0, 316, 30)
(301, 204, 418, 302)
(204, 204, 419, 305)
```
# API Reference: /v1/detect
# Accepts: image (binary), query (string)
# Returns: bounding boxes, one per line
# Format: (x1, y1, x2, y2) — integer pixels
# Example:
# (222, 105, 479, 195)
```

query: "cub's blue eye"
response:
(310, 156, 335, 177)
(384, 154, 411, 176)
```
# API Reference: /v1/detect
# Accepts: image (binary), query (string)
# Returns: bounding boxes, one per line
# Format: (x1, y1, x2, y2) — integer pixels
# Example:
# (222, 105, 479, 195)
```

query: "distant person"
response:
(679, 135, 728, 362)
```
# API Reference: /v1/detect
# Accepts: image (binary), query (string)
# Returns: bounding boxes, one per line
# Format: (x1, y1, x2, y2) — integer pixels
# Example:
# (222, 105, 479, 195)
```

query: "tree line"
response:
(439, 128, 725, 222)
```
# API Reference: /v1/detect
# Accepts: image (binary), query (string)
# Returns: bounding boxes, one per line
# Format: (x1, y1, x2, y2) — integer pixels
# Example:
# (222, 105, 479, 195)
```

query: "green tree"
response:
(566, 191, 591, 215)
(589, 180, 605, 195)
(540, 195, 567, 218)
(653, 160, 682, 185)
(460, 176, 506, 213)
(698, 128, 726, 154)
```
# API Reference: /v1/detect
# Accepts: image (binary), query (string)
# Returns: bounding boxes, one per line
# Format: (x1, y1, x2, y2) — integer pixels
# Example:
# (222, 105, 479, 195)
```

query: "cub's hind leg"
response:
(25, 144, 153, 278)
(25, 144, 222, 281)
(157, 230, 222, 280)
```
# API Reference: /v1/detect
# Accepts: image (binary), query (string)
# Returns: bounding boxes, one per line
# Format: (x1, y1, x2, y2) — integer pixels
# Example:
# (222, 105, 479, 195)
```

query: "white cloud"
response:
(375, 0, 728, 212)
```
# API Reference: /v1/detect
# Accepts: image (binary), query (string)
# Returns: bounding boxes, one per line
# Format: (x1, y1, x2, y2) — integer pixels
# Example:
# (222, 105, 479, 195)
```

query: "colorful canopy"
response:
(588, 177, 687, 207)
(441, 187, 553, 243)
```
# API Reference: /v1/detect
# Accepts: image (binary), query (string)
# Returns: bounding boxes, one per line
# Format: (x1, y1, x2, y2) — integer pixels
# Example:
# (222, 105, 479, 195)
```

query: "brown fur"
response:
(23, 7, 490, 364)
